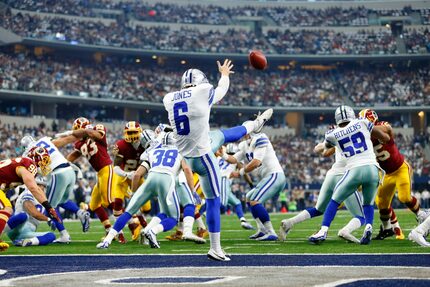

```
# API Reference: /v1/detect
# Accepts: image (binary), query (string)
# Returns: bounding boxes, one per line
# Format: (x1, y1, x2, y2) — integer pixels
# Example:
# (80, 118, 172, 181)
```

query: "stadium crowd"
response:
(2, 10, 430, 55)
(1, 52, 429, 107)
(4, 1, 430, 27)
(1, 118, 429, 212)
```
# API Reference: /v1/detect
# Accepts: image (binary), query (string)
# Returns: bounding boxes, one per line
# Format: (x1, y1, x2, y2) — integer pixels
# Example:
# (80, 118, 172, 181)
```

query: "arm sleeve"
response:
(324, 133, 336, 148)
(212, 76, 230, 105)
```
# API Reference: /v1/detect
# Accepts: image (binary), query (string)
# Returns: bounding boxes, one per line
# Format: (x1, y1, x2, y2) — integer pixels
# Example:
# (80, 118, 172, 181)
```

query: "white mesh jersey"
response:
(326, 147, 347, 176)
(325, 118, 379, 170)
(14, 189, 45, 227)
(163, 77, 229, 157)
(234, 134, 283, 178)
(24, 136, 68, 170)
(140, 144, 183, 177)
(217, 157, 237, 178)
(234, 140, 261, 179)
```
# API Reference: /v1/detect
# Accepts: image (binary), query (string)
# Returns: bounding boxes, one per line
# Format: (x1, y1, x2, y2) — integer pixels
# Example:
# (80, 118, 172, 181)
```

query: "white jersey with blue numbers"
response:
(248, 133, 284, 178)
(14, 189, 45, 227)
(325, 118, 379, 170)
(140, 144, 183, 177)
(163, 77, 229, 157)
(24, 136, 68, 170)
(326, 147, 347, 176)
(234, 140, 261, 179)
(217, 157, 237, 178)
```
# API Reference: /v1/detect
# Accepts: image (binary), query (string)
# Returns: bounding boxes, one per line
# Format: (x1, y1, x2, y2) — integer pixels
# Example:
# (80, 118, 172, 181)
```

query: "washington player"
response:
(359, 109, 428, 240)
(97, 131, 186, 249)
(21, 135, 90, 243)
(223, 132, 286, 241)
(309, 105, 390, 244)
(280, 141, 366, 243)
(0, 148, 60, 251)
(56, 117, 122, 241)
(5, 177, 56, 247)
(111, 121, 150, 240)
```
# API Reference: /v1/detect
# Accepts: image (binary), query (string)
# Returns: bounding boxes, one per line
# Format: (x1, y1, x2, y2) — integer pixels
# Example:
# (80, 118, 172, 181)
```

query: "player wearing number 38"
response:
(309, 105, 390, 245)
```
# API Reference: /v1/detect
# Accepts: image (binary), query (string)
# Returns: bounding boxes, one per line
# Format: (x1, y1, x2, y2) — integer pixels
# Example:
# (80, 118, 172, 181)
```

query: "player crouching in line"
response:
(6, 177, 56, 247)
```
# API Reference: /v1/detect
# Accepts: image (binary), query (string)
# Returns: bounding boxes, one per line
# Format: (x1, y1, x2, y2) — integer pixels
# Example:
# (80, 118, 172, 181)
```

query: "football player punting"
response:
(309, 105, 390, 245)
(359, 109, 429, 240)
(57, 117, 123, 242)
(111, 121, 150, 241)
(0, 149, 60, 251)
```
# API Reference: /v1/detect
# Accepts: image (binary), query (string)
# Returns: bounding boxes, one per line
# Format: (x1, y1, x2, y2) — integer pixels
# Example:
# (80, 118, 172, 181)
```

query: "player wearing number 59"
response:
(309, 105, 390, 245)
(57, 117, 117, 237)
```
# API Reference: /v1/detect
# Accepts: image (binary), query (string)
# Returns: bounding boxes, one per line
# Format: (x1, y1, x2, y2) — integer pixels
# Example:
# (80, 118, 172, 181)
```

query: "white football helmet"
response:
(140, 129, 156, 149)
(21, 135, 36, 153)
(335, 105, 356, 125)
(161, 132, 176, 147)
(225, 143, 238, 155)
(181, 69, 208, 89)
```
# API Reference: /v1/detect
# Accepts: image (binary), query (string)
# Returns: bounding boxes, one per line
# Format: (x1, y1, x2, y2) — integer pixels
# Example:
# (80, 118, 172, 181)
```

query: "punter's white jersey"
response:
(140, 144, 183, 177)
(24, 137, 68, 170)
(325, 118, 379, 170)
(217, 157, 237, 178)
(326, 148, 347, 176)
(14, 189, 44, 227)
(163, 79, 228, 157)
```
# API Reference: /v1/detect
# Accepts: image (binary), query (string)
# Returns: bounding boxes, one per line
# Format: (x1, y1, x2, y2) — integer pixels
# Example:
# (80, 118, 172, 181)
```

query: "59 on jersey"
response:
(338, 131, 368, 158)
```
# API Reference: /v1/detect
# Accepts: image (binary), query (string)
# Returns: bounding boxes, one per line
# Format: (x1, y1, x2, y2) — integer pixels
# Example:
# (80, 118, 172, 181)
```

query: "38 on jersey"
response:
(140, 145, 183, 176)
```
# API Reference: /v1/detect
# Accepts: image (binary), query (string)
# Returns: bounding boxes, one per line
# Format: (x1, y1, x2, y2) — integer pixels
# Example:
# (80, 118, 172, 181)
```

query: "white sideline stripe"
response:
(2, 253, 429, 257)
(1, 267, 429, 287)
(95, 275, 245, 285)
(314, 277, 430, 287)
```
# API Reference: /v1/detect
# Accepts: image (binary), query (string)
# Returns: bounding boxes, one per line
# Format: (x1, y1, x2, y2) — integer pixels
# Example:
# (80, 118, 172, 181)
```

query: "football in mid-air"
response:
(249, 50, 267, 70)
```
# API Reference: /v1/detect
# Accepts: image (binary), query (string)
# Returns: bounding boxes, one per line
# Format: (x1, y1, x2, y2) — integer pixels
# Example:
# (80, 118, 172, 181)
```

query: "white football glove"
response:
(126, 171, 135, 180)
(55, 131, 73, 138)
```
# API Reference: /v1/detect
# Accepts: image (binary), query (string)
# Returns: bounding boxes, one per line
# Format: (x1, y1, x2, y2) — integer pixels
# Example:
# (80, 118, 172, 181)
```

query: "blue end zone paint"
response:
(0, 254, 429, 281)
(338, 279, 430, 287)
(112, 277, 222, 283)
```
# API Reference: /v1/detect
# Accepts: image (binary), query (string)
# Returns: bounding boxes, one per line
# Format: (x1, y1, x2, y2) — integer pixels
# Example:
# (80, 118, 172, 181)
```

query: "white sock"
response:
(60, 230, 70, 238)
(30, 237, 40, 245)
(183, 216, 194, 235)
(321, 226, 329, 232)
(209, 232, 222, 253)
(104, 229, 118, 244)
(342, 218, 362, 233)
(177, 221, 184, 232)
(290, 210, 311, 225)
(242, 121, 256, 134)
(416, 216, 430, 235)
(240, 217, 247, 222)
(255, 218, 267, 233)
(143, 217, 162, 234)
(392, 221, 400, 229)
(263, 221, 276, 235)
(196, 217, 206, 229)
(382, 219, 391, 230)
(151, 224, 164, 235)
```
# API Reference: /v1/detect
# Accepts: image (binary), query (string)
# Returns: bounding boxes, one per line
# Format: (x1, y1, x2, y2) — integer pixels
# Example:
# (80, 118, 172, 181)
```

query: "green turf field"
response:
(3, 209, 429, 255)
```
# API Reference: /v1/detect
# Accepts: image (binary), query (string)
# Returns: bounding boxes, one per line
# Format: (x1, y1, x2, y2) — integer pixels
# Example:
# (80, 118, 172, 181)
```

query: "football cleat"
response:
(408, 229, 430, 247)
(79, 210, 91, 233)
(417, 209, 430, 224)
(308, 229, 327, 244)
(207, 249, 231, 262)
(54, 235, 71, 244)
(196, 228, 209, 239)
(249, 231, 266, 240)
(96, 240, 110, 249)
(116, 232, 127, 244)
(253, 108, 273, 134)
(240, 220, 255, 230)
(279, 219, 293, 241)
(166, 230, 183, 241)
(338, 228, 360, 244)
(256, 233, 278, 241)
(373, 225, 394, 240)
(145, 230, 160, 248)
(183, 233, 206, 244)
(0, 240, 10, 251)
(394, 227, 405, 240)
(13, 239, 32, 247)
(360, 224, 373, 245)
